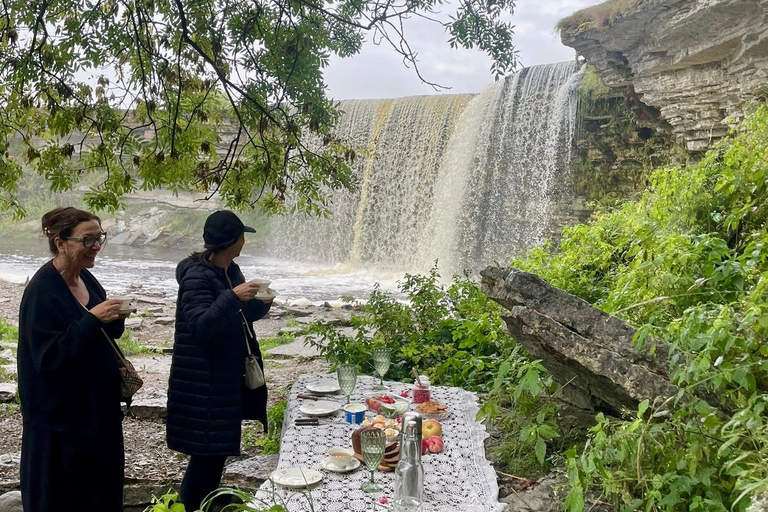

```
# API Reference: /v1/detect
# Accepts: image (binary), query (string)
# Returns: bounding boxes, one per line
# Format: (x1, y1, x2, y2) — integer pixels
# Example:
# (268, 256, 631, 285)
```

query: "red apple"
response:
(421, 438, 429, 455)
(427, 436, 444, 453)
(422, 419, 442, 439)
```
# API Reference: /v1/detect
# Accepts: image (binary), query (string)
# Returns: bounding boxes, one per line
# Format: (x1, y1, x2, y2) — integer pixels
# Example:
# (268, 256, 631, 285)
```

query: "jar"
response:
(412, 376, 431, 404)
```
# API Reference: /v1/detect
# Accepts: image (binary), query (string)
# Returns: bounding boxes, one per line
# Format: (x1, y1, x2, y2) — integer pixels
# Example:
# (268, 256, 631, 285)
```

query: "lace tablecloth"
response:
(255, 374, 505, 512)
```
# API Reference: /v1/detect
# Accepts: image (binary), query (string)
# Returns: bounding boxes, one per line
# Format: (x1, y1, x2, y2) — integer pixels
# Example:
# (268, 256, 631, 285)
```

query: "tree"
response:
(0, 0, 517, 218)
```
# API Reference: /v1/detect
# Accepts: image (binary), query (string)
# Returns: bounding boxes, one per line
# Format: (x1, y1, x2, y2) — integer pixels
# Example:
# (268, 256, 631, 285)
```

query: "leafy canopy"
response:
(0, 0, 517, 218)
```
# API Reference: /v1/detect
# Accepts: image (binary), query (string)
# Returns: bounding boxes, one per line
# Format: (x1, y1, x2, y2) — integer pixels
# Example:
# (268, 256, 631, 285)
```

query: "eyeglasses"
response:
(62, 232, 108, 248)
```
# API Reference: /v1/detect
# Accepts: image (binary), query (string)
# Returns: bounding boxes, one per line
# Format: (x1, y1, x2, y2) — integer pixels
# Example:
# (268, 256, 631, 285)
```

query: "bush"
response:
(306, 266, 515, 392)
(517, 105, 768, 511)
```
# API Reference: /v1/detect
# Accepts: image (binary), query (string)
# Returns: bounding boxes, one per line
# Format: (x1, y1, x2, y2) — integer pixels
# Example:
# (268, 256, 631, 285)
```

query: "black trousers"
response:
(20, 422, 124, 512)
(180, 454, 228, 512)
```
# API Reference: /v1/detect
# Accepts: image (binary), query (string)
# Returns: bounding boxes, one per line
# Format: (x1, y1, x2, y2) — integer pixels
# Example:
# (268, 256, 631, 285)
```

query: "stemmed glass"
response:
(360, 428, 386, 493)
(337, 364, 357, 404)
(372, 348, 391, 390)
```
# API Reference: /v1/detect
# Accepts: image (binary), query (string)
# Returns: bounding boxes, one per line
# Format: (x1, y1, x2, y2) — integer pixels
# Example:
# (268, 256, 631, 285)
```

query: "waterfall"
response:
(265, 61, 584, 273)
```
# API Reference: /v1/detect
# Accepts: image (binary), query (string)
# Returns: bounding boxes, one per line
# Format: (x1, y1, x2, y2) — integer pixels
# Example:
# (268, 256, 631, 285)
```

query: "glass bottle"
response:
(394, 413, 424, 511)
(412, 375, 431, 404)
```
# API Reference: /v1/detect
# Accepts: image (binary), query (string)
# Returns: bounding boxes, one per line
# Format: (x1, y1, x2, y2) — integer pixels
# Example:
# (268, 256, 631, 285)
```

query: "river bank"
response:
(0, 276, 349, 509)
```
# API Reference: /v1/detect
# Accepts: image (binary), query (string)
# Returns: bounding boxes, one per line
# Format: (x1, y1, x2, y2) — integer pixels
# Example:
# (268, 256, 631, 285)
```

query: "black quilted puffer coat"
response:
(166, 255, 271, 456)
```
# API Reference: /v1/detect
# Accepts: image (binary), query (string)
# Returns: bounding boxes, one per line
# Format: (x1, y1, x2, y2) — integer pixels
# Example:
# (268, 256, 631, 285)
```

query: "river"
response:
(0, 237, 403, 303)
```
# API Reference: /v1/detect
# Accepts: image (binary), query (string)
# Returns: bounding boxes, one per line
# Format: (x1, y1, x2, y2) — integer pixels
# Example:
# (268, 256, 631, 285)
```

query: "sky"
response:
(323, 0, 598, 100)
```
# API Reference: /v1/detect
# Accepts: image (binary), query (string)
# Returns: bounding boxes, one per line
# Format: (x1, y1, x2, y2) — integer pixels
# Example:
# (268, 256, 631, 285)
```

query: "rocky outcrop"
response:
(480, 266, 677, 421)
(560, 0, 768, 151)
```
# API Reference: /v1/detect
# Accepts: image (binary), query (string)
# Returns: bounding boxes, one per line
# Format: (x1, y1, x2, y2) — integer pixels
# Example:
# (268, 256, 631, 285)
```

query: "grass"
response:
(0, 403, 20, 418)
(258, 334, 296, 353)
(0, 319, 18, 344)
(557, 0, 647, 35)
(116, 328, 158, 356)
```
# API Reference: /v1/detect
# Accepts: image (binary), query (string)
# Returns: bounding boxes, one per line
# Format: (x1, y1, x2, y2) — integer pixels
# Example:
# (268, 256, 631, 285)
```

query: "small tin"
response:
(344, 403, 366, 424)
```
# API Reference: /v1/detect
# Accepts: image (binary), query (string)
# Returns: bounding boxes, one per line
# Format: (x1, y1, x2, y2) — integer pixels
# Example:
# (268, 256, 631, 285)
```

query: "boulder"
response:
(481, 266, 677, 420)
(153, 317, 175, 326)
(124, 317, 144, 330)
(282, 305, 314, 317)
(224, 454, 279, 486)
(0, 491, 22, 512)
(123, 387, 167, 419)
(0, 383, 16, 403)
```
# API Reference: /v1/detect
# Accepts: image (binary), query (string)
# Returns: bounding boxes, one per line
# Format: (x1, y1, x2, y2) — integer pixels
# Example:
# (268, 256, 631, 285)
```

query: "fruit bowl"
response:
(364, 393, 410, 418)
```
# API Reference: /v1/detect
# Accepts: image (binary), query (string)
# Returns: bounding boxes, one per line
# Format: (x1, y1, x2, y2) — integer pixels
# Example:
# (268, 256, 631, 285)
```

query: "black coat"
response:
(166, 256, 271, 457)
(17, 260, 125, 434)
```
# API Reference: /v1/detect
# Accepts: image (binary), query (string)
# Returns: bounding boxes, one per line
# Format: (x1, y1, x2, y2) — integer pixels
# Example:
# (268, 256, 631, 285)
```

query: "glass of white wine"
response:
(360, 428, 386, 493)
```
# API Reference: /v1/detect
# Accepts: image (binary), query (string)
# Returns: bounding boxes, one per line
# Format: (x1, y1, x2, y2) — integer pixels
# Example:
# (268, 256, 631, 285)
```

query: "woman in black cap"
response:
(166, 210, 273, 511)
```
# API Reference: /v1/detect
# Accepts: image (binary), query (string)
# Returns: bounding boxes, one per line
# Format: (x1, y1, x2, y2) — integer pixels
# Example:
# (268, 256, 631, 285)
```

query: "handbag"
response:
(240, 310, 265, 390)
(101, 328, 144, 405)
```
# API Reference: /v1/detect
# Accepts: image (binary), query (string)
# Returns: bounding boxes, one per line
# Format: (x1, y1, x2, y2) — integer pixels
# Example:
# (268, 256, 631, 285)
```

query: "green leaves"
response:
(521, 106, 768, 511)
(0, 0, 517, 216)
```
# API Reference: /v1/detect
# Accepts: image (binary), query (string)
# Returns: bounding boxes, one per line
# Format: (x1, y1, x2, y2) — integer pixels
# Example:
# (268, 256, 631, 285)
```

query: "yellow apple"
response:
(422, 419, 442, 439)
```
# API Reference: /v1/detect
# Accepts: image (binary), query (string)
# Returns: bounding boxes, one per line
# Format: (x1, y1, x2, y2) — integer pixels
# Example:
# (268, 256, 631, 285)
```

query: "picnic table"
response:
(255, 374, 505, 512)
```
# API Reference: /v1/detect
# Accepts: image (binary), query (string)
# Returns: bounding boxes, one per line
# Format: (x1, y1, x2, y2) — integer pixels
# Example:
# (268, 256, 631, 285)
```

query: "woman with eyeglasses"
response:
(17, 206, 130, 512)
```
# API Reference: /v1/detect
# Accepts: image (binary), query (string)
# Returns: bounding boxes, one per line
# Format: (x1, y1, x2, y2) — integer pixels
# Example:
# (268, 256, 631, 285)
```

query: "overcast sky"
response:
(324, 0, 598, 100)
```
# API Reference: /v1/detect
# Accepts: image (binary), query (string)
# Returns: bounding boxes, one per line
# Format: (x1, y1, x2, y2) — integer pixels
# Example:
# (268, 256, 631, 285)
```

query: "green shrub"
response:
(255, 400, 287, 455)
(116, 328, 156, 356)
(517, 105, 768, 511)
(306, 266, 515, 392)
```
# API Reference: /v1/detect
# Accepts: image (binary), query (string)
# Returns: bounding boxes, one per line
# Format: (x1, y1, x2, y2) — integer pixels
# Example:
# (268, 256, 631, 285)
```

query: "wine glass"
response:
(372, 348, 391, 390)
(360, 428, 386, 493)
(337, 364, 357, 404)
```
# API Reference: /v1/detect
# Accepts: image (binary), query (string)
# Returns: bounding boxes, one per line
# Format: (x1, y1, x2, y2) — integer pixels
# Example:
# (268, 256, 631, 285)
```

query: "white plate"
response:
(270, 467, 323, 488)
(255, 290, 279, 300)
(305, 379, 342, 394)
(299, 400, 342, 417)
(320, 456, 361, 473)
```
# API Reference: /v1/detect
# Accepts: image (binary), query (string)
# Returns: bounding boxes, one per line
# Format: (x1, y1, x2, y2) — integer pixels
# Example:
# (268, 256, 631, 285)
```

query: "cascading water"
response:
(266, 61, 584, 273)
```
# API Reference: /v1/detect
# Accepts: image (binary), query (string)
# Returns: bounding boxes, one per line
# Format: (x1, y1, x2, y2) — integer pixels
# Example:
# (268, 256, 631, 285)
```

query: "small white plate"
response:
(320, 456, 361, 473)
(270, 467, 323, 488)
(255, 290, 279, 300)
(306, 379, 342, 394)
(299, 400, 342, 417)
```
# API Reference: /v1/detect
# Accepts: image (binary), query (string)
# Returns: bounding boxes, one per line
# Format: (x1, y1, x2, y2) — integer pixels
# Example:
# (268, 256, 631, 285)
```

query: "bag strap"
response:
(239, 310, 254, 356)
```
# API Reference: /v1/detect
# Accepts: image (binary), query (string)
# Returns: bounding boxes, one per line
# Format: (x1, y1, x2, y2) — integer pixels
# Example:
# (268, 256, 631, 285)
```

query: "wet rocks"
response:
(560, 0, 768, 151)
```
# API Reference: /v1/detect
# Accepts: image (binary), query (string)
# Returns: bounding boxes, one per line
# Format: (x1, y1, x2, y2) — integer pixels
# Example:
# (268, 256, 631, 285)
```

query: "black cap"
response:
(203, 210, 256, 250)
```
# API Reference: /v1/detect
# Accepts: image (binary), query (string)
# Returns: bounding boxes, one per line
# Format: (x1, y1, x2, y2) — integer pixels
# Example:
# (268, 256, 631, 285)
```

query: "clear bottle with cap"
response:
(412, 375, 431, 404)
(393, 412, 424, 511)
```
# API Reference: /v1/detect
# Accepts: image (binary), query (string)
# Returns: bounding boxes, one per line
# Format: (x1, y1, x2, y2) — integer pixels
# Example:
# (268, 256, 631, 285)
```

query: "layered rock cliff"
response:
(559, 0, 768, 151)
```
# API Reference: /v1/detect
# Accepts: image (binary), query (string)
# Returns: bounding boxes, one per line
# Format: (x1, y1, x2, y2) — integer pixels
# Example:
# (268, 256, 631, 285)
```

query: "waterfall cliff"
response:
(266, 61, 584, 273)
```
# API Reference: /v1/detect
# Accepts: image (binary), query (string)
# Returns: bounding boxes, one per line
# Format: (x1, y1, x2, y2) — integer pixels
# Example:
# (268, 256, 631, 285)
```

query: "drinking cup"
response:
(249, 278, 271, 288)
(112, 296, 136, 313)
(327, 447, 354, 469)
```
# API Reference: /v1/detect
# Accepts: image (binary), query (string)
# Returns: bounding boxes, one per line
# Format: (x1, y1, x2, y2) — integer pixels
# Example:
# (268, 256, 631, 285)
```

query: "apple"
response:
(421, 438, 429, 455)
(422, 419, 442, 439)
(427, 436, 444, 453)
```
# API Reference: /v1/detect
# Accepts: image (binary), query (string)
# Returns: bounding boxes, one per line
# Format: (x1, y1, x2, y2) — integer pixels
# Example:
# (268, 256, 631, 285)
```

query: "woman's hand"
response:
(233, 281, 262, 302)
(257, 287, 275, 303)
(89, 300, 126, 323)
